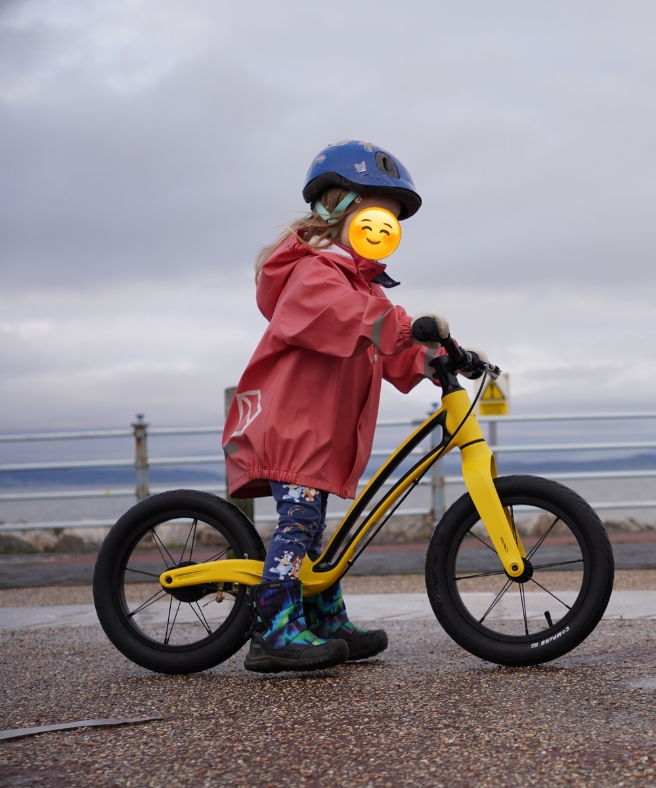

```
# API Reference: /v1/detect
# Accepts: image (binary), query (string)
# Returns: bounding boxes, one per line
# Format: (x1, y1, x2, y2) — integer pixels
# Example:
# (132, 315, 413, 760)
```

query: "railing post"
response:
(224, 387, 254, 522)
(132, 414, 150, 501)
(489, 420, 498, 446)
(430, 402, 446, 523)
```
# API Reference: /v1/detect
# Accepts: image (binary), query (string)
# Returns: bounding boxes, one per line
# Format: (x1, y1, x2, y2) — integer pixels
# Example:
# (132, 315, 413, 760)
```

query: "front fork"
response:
(441, 389, 527, 577)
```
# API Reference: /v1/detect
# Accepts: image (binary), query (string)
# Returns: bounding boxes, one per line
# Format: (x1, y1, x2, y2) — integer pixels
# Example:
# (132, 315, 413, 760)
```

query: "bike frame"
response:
(160, 380, 528, 597)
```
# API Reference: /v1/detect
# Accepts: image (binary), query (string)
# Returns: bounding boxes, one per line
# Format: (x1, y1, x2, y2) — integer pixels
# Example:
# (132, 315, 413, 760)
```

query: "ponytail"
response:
(254, 187, 360, 282)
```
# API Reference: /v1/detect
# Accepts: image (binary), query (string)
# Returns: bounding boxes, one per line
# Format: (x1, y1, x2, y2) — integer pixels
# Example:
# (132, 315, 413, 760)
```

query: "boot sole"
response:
(344, 631, 389, 661)
(244, 649, 347, 673)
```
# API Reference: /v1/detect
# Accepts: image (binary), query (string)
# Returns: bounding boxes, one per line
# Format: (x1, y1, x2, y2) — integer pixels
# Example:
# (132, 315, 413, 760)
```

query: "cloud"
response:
(0, 271, 268, 428)
(1, 271, 654, 431)
(1, 0, 656, 427)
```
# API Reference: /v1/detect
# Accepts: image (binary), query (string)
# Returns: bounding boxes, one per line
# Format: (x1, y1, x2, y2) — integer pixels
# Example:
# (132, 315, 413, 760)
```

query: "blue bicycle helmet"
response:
(302, 140, 422, 220)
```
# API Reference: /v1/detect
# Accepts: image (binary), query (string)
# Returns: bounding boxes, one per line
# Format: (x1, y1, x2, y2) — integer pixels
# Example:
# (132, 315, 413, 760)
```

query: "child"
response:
(223, 140, 452, 673)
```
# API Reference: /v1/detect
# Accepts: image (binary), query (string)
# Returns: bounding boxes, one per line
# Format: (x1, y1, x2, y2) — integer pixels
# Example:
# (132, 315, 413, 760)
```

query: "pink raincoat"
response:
(222, 234, 439, 499)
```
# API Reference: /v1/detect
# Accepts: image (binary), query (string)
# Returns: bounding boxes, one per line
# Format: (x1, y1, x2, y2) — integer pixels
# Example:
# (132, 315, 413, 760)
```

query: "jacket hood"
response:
(256, 234, 387, 321)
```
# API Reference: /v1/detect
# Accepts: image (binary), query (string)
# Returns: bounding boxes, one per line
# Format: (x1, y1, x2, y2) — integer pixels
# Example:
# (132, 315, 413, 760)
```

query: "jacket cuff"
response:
(399, 314, 413, 349)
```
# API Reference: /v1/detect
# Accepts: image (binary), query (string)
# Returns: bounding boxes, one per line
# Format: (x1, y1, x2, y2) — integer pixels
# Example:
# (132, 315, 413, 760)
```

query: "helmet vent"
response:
(375, 152, 400, 179)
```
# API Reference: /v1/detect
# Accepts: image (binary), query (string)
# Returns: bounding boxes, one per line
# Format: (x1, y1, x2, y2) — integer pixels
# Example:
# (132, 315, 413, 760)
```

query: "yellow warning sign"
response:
(477, 373, 510, 417)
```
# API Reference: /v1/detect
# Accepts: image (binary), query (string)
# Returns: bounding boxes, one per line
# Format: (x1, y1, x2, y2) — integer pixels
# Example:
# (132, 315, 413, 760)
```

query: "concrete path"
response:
(3, 590, 656, 631)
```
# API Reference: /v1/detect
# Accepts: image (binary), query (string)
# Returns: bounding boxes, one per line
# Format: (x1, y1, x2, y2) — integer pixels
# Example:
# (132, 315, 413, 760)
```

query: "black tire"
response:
(93, 490, 265, 674)
(425, 475, 614, 666)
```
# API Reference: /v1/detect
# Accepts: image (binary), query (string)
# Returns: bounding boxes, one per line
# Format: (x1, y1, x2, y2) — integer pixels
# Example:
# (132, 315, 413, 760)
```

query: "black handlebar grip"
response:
(412, 317, 483, 372)
(411, 316, 440, 343)
(442, 335, 468, 366)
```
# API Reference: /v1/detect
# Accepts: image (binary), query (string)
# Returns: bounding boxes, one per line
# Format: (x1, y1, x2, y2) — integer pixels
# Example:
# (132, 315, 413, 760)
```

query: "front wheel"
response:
(425, 475, 614, 666)
(93, 490, 265, 674)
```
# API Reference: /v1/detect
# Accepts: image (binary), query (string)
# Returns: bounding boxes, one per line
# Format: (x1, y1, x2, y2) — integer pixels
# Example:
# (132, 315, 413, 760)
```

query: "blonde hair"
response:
(254, 187, 360, 282)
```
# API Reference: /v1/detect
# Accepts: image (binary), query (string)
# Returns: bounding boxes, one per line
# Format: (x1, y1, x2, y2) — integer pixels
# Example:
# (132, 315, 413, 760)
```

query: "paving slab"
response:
(2, 590, 656, 632)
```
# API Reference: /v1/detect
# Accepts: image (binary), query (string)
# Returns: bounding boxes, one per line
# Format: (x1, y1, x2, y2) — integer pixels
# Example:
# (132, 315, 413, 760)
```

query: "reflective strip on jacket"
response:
(222, 234, 440, 499)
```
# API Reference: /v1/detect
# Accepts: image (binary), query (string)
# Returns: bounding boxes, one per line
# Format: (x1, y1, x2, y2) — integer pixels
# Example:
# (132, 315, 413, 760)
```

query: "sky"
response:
(1, 0, 656, 431)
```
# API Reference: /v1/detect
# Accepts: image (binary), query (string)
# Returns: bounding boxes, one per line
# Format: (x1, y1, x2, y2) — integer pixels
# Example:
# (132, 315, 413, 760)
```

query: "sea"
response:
(1, 410, 655, 534)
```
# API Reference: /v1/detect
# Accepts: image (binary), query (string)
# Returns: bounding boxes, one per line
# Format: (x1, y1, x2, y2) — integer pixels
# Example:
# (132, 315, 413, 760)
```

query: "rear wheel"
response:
(93, 490, 265, 674)
(425, 476, 614, 666)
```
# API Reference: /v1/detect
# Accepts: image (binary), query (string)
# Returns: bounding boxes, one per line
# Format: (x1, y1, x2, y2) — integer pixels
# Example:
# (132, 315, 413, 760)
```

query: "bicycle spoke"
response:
(188, 519, 198, 563)
(189, 601, 213, 636)
(127, 588, 168, 618)
(479, 578, 513, 624)
(163, 595, 173, 642)
(150, 528, 176, 567)
(468, 529, 498, 554)
(124, 566, 162, 579)
(180, 519, 198, 564)
(456, 569, 507, 581)
(204, 546, 232, 562)
(519, 584, 529, 636)
(529, 577, 572, 610)
(164, 599, 182, 645)
(527, 516, 561, 560)
(531, 559, 583, 571)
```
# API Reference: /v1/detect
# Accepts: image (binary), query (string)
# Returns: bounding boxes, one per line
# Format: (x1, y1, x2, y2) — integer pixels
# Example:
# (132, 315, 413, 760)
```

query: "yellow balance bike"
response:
(94, 325, 614, 673)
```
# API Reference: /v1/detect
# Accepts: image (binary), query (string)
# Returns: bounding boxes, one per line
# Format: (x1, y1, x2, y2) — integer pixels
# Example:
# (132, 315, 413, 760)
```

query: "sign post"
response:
(475, 373, 510, 446)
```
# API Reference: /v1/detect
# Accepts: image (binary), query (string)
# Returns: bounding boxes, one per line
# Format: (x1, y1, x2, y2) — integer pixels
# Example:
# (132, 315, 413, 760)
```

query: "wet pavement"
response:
(3, 537, 656, 787)
(1, 613, 656, 787)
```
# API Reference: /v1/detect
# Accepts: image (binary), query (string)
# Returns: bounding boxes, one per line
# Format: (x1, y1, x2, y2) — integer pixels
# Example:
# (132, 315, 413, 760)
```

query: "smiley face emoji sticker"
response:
(348, 207, 402, 260)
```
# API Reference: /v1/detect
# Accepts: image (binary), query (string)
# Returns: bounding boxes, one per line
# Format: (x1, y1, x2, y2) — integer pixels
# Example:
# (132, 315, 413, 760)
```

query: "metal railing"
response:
(1, 410, 655, 532)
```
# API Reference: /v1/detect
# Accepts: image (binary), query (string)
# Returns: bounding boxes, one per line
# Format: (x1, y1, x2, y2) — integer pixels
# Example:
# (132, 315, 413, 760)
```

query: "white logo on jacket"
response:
(231, 390, 262, 436)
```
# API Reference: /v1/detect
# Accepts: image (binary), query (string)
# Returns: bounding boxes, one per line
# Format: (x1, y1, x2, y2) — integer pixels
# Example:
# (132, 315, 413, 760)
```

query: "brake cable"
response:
(344, 362, 493, 566)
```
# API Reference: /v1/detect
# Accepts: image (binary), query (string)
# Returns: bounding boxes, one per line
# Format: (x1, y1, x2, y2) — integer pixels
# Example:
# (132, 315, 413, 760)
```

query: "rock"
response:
(256, 514, 432, 547)
(470, 512, 570, 538)
(470, 514, 656, 538)
(22, 531, 58, 552)
(196, 524, 229, 547)
(60, 527, 108, 550)
(603, 517, 654, 533)
(0, 534, 37, 554)
(55, 534, 88, 552)
(371, 514, 433, 544)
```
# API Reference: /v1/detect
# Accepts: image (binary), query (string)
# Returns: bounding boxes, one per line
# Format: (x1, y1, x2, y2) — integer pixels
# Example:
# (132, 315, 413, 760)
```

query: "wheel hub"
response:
(506, 557, 533, 584)
(163, 561, 217, 603)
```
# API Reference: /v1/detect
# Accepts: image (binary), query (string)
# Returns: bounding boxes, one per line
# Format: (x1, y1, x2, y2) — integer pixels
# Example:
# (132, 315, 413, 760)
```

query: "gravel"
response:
(1, 607, 656, 786)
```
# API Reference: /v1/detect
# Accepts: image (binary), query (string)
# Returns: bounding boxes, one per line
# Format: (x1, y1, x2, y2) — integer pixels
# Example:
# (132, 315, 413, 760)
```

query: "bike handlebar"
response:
(411, 316, 501, 380)
(411, 316, 446, 345)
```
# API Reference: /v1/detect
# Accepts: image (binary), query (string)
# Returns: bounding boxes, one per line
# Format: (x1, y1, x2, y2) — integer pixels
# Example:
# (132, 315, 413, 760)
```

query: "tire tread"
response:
(93, 490, 265, 674)
(425, 475, 614, 666)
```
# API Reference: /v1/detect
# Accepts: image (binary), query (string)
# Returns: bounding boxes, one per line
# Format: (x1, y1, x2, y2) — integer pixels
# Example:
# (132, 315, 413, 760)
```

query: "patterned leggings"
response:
(261, 482, 328, 583)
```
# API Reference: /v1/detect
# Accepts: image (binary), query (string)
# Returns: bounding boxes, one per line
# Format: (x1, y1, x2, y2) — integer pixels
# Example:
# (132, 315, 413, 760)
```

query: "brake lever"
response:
(456, 351, 502, 381)
(422, 328, 501, 381)
(486, 363, 501, 381)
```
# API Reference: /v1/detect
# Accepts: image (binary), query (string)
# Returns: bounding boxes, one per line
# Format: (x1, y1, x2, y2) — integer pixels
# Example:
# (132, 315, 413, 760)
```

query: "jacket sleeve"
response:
(382, 346, 444, 393)
(271, 256, 413, 358)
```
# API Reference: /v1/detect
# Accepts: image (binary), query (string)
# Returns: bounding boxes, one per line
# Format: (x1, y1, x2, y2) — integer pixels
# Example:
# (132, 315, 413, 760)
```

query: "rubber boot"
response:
(244, 579, 349, 673)
(304, 582, 388, 661)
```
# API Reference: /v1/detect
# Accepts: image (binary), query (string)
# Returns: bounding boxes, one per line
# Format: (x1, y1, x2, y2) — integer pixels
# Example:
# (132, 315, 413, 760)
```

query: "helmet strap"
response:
(314, 191, 359, 224)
